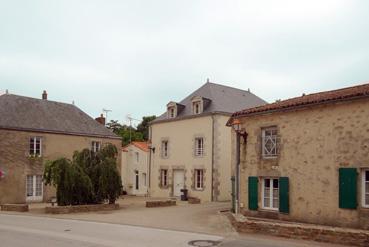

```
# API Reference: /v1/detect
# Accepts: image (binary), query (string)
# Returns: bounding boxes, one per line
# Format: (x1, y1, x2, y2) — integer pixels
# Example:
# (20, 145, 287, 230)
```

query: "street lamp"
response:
(231, 118, 248, 214)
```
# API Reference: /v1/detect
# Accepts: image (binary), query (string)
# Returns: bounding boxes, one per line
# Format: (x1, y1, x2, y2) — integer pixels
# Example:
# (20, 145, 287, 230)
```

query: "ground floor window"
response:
(195, 169, 204, 190)
(142, 173, 147, 187)
(26, 175, 43, 201)
(262, 178, 279, 210)
(135, 170, 139, 190)
(160, 169, 168, 187)
(362, 169, 369, 208)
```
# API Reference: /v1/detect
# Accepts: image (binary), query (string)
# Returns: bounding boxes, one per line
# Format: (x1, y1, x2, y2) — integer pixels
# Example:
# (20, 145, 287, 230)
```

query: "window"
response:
(262, 178, 279, 210)
(135, 152, 139, 163)
(26, 175, 43, 201)
(142, 173, 147, 187)
(135, 170, 139, 190)
(262, 127, 278, 158)
(195, 169, 204, 190)
(193, 102, 201, 114)
(91, 141, 101, 153)
(29, 137, 42, 156)
(160, 169, 168, 187)
(195, 138, 204, 156)
(362, 170, 369, 208)
(168, 107, 175, 118)
(161, 141, 169, 158)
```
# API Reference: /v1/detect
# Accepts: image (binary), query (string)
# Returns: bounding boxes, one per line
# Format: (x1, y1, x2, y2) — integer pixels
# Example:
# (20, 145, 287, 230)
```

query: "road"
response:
(0, 214, 341, 247)
(0, 214, 222, 247)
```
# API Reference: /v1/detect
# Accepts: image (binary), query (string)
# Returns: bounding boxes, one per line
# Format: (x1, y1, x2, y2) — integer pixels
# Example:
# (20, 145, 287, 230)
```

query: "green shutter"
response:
(339, 168, 357, 209)
(248, 177, 258, 210)
(279, 177, 289, 214)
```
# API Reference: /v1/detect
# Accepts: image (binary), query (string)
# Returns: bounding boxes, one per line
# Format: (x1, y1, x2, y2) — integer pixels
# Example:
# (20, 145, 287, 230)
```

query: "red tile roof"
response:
(122, 141, 149, 152)
(229, 82, 369, 123)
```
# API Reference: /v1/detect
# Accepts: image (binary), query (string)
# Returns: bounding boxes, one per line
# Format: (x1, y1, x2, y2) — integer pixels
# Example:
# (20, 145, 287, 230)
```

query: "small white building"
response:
(121, 142, 149, 196)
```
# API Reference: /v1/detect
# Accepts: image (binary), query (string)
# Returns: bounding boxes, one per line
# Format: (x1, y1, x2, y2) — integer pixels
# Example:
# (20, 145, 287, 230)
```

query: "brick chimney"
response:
(95, 114, 106, 125)
(42, 90, 47, 100)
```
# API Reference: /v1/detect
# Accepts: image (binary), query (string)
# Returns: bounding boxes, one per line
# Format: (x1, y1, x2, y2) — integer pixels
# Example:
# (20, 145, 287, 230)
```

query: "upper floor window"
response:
(161, 141, 169, 158)
(193, 102, 201, 114)
(262, 127, 278, 158)
(91, 141, 101, 153)
(195, 138, 204, 157)
(195, 169, 204, 190)
(168, 107, 175, 118)
(29, 137, 42, 156)
(135, 152, 139, 163)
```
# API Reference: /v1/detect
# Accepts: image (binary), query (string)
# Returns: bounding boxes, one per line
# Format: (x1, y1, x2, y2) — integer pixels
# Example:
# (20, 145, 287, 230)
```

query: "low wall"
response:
(188, 197, 201, 204)
(229, 214, 369, 247)
(1, 204, 29, 212)
(146, 200, 176, 208)
(45, 203, 119, 214)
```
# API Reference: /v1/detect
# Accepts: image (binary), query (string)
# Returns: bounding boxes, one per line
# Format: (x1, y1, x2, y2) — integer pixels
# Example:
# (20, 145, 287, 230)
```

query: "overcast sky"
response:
(1, 0, 368, 125)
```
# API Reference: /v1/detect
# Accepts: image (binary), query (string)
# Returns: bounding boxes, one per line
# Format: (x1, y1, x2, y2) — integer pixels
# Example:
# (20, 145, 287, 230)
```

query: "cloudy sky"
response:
(1, 0, 368, 125)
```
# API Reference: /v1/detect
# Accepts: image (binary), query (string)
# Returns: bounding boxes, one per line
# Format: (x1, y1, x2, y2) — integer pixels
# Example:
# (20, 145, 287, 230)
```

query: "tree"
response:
(136, 115, 156, 140)
(44, 144, 122, 206)
(106, 120, 123, 135)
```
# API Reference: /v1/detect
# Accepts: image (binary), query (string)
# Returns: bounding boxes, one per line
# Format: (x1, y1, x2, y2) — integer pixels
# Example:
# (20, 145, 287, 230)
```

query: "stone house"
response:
(121, 142, 149, 196)
(227, 83, 369, 229)
(149, 81, 266, 202)
(0, 91, 121, 204)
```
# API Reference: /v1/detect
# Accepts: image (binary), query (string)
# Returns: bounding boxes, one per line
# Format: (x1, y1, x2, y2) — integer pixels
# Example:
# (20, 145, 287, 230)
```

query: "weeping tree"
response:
(44, 144, 122, 206)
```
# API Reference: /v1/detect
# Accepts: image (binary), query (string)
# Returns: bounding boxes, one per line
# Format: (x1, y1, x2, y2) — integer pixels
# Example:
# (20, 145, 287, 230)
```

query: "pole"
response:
(235, 133, 241, 214)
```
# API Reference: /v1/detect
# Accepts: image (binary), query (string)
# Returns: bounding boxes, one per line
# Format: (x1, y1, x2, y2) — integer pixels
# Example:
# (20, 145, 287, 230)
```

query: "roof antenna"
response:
(102, 108, 112, 125)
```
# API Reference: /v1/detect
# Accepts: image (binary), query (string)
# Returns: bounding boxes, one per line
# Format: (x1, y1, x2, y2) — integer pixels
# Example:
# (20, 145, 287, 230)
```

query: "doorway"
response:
(173, 170, 185, 197)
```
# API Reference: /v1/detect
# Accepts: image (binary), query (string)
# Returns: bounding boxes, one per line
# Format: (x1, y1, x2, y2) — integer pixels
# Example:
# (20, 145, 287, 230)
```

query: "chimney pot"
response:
(42, 90, 48, 100)
(95, 114, 106, 125)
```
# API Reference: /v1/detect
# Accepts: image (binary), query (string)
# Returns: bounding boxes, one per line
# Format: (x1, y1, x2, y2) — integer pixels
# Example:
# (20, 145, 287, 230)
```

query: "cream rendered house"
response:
(122, 142, 149, 196)
(149, 82, 266, 202)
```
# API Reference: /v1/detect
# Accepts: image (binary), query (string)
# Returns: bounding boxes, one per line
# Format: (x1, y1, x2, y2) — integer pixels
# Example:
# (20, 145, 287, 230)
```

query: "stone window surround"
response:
(191, 165, 206, 191)
(91, 140, 101, 153)
(256, 125, 281, 163)
(194, 169, 204, 190)
(160, 138, 170, 159)
(362, 168, 369, 208)
(29, 136, 42, 157)
(261, 126, 278, 159)
(159, 168, 169, 189)
(193, 135, 206, 158)
(167, 102, 178, 119)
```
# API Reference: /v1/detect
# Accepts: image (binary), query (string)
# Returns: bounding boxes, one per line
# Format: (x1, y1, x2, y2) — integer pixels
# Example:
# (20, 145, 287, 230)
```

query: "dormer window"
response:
(168, 107, 175, 118)
(193, 101, 201, 114)
(166, 102, 184, 119)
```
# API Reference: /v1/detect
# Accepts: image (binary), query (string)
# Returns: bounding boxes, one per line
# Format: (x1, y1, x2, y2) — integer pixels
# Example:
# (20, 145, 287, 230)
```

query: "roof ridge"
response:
(4, 93, 75, 107)
(207, 81, 251, 93)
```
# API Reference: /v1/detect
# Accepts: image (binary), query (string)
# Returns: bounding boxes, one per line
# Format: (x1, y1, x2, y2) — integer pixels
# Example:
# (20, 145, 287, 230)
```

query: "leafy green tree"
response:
(44, 144, 122, 206)
(136, 115, 156, 140)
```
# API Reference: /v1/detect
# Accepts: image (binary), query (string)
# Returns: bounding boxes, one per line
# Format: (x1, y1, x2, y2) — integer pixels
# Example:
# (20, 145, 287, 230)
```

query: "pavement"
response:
(0, 196, 344, 246)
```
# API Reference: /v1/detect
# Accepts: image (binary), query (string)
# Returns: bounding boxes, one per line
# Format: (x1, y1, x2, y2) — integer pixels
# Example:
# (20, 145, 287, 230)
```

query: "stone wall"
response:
(145, 200, 176, 208)
(45, 203, 119, 214)
(1, 204, 29, 212)
(236, 98, 369, 229)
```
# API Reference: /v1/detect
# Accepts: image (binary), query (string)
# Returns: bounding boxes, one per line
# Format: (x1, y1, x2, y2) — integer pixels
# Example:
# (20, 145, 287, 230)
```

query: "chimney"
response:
(95, 114, 106, 125)
(42, 90, 47, 100)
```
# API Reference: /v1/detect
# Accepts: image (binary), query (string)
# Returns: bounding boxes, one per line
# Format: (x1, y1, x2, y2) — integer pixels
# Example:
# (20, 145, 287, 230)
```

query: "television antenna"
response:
(102, 108, 112, 125)
(126, 114, 141, 143)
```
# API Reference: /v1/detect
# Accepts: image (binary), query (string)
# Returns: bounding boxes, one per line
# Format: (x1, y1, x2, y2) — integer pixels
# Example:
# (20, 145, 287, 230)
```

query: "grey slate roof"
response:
(152, 82, 267, 124)
(0, 93, 119, 139)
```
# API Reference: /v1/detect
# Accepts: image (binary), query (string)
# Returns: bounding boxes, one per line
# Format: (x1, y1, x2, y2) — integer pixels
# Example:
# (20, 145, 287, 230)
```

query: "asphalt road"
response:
(0, 214, 222, 247)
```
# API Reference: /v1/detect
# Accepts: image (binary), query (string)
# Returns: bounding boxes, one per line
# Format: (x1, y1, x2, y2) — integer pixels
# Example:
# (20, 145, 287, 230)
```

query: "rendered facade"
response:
(149, 82, 266, 202)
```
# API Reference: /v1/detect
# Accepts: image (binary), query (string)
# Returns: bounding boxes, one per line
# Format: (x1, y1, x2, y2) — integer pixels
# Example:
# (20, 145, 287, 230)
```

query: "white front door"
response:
(173, 170, 185, 197)
(26, 175, 43, 202)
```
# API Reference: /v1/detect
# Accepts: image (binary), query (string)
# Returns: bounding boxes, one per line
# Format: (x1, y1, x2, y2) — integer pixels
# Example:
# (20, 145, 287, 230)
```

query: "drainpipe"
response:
(211, 115, 215, 202)
(235, 132, 241, 214)
(148, 125, 152, 197)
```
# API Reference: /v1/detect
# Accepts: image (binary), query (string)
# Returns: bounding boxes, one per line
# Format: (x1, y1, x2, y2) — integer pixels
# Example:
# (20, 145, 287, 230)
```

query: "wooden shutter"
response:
(279, 177, 289, 214)
(248, 177, 258, 210)
(339, 168, 357, 209)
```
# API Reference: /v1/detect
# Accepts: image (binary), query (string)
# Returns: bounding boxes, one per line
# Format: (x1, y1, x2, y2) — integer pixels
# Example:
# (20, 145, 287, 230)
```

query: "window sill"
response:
(261, 156, 278, 160)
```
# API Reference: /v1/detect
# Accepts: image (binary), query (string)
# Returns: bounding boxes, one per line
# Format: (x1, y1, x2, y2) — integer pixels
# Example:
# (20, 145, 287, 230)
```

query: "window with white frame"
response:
(362, 170, 369, 208)
(160, 169, 168, 187)
(262, 127, 278, 158)
(142, 173, 147, 187)
(161, 141, 169, 158)
(195, 169, 204, 190)
(91, 141, 101, 153)
(26, 175, 43, 201)
(195, 138, 204, 156)
(262, 178, 279, 210)
(193, 101, 201, 114)
(135, 152, 139, 163)
(168, 107, 175, 118)
(29, 137, 42, 156)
